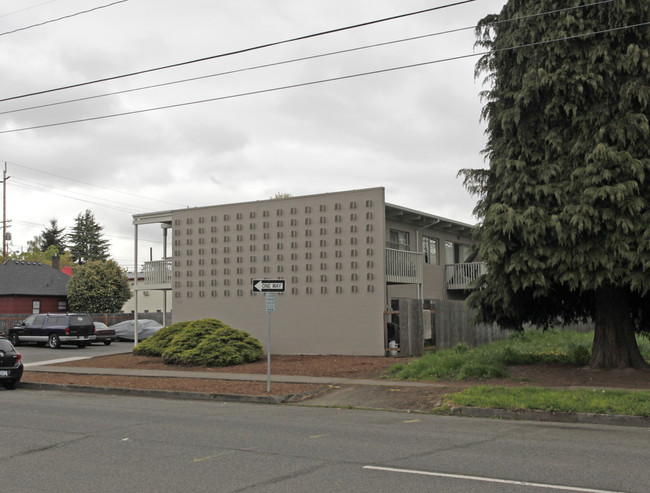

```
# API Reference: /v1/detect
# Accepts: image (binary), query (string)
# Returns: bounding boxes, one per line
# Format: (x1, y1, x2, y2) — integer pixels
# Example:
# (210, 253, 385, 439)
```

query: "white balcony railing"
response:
(445, 262, 487, 290)
(385, 248, 423, 284)
(140, 259, 172, 288)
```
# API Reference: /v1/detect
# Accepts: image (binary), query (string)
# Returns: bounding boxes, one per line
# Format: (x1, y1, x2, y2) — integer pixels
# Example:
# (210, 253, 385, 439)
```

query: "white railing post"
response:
(445, 262, 486, 290)
(142, 259, 172, 287)
(385, 248, 423, 284)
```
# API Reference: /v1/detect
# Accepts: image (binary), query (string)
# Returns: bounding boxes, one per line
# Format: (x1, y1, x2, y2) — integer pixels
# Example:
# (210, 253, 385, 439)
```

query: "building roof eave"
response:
(384, 203, 475, 235)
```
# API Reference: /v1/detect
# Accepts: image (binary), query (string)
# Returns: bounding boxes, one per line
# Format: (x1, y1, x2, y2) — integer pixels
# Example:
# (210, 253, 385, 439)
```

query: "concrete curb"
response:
(451, 406, 650, 428)
(20, 382, 648, 428)
(19, 382, 297, 405)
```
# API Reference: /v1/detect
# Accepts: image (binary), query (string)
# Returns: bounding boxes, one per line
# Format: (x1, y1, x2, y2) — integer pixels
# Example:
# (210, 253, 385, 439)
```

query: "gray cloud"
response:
(0, 0, 506, 268)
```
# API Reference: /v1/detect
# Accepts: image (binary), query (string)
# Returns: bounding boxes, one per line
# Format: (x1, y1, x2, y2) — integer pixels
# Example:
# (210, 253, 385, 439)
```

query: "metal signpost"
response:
(252, 279, 286, 392)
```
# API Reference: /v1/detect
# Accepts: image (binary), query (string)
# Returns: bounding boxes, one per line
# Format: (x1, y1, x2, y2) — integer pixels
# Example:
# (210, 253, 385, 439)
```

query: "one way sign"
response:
(252, 279, 286, 293)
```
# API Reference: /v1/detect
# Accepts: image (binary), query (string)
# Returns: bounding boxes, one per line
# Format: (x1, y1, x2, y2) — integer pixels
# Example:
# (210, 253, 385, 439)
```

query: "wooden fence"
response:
(432, 300, 594, 349)
(433, 299, 511, 349)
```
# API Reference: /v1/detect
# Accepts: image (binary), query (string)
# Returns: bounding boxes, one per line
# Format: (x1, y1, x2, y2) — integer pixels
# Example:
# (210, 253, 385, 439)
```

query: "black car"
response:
(0, 337, 23, 389)
(8, 313, 95, 349)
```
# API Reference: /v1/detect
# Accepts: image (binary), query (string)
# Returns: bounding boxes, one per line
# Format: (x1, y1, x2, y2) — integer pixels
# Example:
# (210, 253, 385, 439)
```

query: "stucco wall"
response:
(170, 188, 387, 355)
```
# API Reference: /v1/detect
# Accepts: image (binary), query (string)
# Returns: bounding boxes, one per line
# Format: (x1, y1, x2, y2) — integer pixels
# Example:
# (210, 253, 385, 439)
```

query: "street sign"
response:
(252, 279, 286, 293)
(265, 293, 276, 312)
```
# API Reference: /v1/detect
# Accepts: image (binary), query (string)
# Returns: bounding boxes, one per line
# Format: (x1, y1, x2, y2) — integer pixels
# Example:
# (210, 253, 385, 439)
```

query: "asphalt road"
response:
(18, 340, 132, 366)
(1, 391, 648, 492)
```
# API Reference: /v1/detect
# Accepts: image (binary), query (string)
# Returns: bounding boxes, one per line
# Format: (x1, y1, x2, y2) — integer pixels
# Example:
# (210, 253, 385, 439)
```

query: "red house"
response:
(0, 261, 70, 314)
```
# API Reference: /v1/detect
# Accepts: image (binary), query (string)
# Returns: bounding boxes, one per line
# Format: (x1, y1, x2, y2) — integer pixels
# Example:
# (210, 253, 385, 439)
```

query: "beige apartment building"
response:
(132, 187, 483, 356)
(121, 271, 172, 316)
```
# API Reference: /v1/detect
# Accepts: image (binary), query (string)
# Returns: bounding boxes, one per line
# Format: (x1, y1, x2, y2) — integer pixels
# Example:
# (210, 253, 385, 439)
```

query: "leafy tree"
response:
(68, 209, 110, 264)
(25, 234, 43, 253)
(9, 244, 74, 269)
(270, 192, 292, 199)
(462, 1, 650, 368)
(66, 260, 131, 313)
(40, 218, 67, 253)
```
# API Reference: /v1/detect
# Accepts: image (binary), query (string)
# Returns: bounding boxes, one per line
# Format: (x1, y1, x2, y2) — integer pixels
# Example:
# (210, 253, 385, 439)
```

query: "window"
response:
(389, 229, 410, 251)
(445, 241, 471, 264)
(33, 300, 41, 314)
(423, 236, 440, 265)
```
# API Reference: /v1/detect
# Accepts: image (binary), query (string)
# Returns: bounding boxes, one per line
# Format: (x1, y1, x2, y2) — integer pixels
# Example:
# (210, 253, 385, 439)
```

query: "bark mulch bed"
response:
(21, 353, 650, 409)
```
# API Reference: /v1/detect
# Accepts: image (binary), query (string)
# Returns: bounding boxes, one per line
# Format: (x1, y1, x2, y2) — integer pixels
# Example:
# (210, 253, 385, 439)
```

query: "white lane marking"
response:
(363, 466, 627, 493)
(24, 356, 92, 367)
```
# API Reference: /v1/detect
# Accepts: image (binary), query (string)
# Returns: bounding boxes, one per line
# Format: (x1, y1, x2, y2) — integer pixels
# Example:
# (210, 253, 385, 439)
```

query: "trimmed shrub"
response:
(133, 318, 263, 367)
(133, 321, 192, 357)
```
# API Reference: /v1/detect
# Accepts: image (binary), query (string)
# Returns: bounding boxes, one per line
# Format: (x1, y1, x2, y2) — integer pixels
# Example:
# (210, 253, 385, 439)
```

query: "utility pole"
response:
(2, 163, 9, 263)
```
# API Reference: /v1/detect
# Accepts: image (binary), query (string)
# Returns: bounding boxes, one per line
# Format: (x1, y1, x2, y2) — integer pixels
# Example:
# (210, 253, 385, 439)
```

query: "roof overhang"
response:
(385, 203, 475, 235)
(133, 211, 173, 226)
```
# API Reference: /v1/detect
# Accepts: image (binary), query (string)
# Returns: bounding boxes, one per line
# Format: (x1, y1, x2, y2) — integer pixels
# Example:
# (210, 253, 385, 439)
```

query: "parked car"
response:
(0, 337, 23, 389)
(92, 322, 115, 346)
(111, 319, 163, 341)
(8, 313, 95, 349)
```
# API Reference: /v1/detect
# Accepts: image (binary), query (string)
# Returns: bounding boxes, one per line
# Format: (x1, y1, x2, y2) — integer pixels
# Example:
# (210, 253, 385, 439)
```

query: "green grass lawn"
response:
(387, 329, 650, 417)
(446, 386, 650, 417)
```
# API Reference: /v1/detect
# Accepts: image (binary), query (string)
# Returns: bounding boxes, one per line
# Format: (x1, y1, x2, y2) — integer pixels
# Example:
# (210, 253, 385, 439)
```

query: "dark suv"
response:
(8, 313, 95, 349)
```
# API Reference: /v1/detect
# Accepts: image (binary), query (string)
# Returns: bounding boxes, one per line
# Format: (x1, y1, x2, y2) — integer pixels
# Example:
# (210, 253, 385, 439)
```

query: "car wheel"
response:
(104, 340, 112, 346)
(3, 379, 19, 390)
(8, 333, 19, 346)
(48, 334, 61, 349)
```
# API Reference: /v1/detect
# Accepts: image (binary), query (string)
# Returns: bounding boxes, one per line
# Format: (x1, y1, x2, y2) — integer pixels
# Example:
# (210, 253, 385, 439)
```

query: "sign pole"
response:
(265, 292, 276, 393)
(252, 280, 285, 393)
(267, 307, 271, 393)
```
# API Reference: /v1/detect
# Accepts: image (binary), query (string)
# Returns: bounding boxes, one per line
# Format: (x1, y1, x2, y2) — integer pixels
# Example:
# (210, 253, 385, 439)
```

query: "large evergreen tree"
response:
(68, 209, 110, 264)
(462, 0, 649, 368)
(40, 218, 67, 253)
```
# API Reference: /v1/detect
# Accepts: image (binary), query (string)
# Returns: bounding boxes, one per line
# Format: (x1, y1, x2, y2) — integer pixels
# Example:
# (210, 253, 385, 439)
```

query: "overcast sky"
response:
(0, 0, 506, 270)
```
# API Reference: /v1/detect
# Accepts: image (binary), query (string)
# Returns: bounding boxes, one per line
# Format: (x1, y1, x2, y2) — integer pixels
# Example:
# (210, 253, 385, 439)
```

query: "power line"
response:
(7, 161, 186, 208)
(1, 20, 647, 135)
(0, 0, 58, 18)
(0, 0, 477, 103)
(0, 0, 129, 37)
(0, 27, 476, 117)
(10, 179, 149, 214)
(0, 0, 616, 118)
(11, 176, 158, 213)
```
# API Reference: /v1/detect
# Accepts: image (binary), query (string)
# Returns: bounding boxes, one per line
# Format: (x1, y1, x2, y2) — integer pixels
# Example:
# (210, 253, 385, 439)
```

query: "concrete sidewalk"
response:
(21, 361, 650, 428)
(22, 362, 447, 411)
(24, 364, 434, 387)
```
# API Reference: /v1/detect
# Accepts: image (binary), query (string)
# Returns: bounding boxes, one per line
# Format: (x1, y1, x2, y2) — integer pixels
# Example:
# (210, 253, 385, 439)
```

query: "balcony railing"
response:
(385, 248, 423, 284)
(445, 262, 487, 290)
(139, 259, 172, 289)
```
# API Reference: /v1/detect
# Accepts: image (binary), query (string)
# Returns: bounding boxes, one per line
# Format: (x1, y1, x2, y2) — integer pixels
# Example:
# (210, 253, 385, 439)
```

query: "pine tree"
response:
(462, 0, 650, 368)
(40, 218, 67, 253)
(68, 209, 110, 264)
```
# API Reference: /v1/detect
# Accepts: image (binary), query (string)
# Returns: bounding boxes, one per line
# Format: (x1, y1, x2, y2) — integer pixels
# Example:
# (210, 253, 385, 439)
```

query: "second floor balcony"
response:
(385, 248, 423, 284)
(445, 262, 487, 290)
(137, 259, 172, 290)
